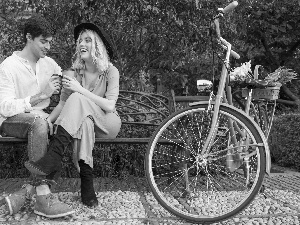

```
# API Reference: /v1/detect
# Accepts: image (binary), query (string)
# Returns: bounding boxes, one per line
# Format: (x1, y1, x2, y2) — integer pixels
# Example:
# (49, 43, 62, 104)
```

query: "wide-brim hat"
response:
(74, 22, 117, 61)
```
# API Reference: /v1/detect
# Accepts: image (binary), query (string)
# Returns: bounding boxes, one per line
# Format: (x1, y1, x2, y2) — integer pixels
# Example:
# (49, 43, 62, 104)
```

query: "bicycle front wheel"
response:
(145, 103, 266, 224)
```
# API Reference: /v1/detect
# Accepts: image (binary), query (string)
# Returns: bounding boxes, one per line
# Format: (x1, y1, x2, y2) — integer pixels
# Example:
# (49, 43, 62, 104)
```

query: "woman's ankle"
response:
(79, 161, 96, 197)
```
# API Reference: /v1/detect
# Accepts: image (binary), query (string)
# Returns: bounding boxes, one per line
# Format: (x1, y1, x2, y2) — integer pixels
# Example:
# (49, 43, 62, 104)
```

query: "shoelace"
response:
(46, 194, 58, 208)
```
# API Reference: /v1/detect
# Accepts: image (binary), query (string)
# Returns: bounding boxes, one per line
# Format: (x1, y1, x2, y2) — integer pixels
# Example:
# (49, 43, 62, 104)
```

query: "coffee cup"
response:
(62, 68, 75, 79)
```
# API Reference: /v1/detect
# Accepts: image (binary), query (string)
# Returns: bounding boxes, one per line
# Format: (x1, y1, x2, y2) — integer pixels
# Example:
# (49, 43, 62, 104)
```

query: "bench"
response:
(0, 90, 173, 177)
(0, 90, 208, 177)
(0, 90, 171, 144)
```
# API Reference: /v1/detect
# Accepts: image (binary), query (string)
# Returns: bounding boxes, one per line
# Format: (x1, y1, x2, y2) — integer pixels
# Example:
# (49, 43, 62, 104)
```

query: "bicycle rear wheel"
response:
(250, 100, 276, 139)
(232, 93, 276, 139)
(145, 103, 266, 223)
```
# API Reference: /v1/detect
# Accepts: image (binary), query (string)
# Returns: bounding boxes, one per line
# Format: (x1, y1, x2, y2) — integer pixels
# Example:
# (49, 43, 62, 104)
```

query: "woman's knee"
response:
(95, 114, 121, 138)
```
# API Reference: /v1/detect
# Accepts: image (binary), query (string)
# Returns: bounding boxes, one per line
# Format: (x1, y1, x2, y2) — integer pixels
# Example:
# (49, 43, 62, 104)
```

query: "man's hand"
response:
(40, 74, 62, 100)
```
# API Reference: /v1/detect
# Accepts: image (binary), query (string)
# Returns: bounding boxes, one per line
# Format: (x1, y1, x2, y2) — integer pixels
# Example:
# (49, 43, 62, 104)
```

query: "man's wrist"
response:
(29, 92, 49, 106)
(24, 96, 32, 112)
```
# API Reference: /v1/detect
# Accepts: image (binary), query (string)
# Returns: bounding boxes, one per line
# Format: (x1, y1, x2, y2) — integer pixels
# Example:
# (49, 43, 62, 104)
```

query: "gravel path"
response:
(0, 173, 300, 225)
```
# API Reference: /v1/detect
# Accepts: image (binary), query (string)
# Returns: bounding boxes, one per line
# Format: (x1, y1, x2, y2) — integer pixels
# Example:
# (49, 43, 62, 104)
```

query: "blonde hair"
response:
(72, 29, 110, 72)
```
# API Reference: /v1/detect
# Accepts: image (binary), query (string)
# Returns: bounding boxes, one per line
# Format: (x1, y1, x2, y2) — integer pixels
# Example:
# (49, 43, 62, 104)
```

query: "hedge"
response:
(268, 113, 300, 170)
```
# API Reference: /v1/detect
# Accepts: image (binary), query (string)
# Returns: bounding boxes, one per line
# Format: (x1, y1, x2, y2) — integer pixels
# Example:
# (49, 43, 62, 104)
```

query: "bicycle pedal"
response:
(259, 185, 265, 194)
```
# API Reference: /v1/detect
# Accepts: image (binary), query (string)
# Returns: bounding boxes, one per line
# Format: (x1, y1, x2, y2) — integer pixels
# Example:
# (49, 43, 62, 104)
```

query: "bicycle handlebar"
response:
(221, 1, 238, 14)
(214, 1, 240, 59)
(230, 49, 240, 59)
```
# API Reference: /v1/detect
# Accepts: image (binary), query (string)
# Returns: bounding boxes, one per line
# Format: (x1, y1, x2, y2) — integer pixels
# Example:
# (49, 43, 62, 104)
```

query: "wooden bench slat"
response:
(174, 95, 210, 102)
(0, 137, 182, 144)
(96, 138, 150, 144)
(0, 137, 153, 144)
(0, 137, 28, 143)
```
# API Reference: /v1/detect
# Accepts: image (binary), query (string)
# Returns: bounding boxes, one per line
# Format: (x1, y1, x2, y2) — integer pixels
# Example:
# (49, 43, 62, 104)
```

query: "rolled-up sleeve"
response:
(0, 66, 31, 117)
(105, 66, 119, 101)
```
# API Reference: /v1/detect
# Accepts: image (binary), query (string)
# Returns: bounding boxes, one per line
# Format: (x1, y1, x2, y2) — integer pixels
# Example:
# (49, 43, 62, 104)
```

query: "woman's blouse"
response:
(60, 64, 119, 104)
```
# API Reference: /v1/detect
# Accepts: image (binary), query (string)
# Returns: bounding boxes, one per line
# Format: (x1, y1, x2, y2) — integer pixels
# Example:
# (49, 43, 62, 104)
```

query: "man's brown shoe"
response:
(34, 193, 74, 218)
(5, 184, 35, 215)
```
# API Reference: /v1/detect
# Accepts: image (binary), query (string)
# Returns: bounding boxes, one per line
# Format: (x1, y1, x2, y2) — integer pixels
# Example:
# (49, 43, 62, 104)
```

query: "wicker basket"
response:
(242, 86, 281, 100)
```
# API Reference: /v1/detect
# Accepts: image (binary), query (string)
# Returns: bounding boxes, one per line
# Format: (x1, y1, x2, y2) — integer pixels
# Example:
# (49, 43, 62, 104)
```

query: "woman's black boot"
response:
(25, 125, 73, 176)
(79, 160, 98, 207)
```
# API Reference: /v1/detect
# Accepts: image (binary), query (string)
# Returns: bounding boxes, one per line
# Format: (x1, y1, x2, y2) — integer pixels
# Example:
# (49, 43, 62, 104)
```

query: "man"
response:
(0, 14, 74, 218)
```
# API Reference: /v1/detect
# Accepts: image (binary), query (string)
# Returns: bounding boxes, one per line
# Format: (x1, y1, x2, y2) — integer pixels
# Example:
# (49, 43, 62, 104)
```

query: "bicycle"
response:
(145, 1, 272, 223)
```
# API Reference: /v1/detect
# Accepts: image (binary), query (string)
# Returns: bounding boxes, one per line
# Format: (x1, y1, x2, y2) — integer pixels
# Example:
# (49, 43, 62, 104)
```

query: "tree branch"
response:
(280, 39, 300, 66)
(260, 35, 279, 70)
(281, 84, 300, 102)
(278, 85, 300, 108)
(277, 99, 300, 106)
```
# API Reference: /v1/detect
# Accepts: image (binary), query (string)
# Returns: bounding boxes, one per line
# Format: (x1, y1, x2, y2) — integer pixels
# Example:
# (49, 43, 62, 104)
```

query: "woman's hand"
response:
(62, 75, 84, 93)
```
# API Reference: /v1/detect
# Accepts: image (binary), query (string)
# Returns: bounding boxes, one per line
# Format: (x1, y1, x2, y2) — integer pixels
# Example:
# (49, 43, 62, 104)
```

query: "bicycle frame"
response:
(190, 15, 271, 175)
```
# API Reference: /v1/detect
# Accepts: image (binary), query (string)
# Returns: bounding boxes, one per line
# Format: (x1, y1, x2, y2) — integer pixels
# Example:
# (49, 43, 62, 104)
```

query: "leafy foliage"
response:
(0, 0, 235, 95)
(1, 0, 299, 97)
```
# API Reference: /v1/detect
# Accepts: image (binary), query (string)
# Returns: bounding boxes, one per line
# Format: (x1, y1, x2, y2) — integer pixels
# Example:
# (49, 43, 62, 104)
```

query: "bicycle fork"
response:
(200, 40, 253, 185)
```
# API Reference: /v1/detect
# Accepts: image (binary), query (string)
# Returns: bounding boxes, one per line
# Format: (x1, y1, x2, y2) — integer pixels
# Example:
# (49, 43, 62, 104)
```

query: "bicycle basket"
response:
(242, 86, 281, 100)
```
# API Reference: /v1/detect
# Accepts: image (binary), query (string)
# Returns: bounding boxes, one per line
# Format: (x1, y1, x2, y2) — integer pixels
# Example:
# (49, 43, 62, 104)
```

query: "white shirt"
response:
(0, 51, 62, 126)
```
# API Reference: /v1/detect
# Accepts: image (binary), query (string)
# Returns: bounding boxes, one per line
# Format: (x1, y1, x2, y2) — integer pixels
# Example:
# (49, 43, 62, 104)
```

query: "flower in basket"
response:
(229, 60, 251, 82)
(264, 67, 297, 87)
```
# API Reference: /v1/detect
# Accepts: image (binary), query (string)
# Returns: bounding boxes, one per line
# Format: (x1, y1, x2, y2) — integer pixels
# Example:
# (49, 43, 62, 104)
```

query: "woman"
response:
(25, 23, 121, 208)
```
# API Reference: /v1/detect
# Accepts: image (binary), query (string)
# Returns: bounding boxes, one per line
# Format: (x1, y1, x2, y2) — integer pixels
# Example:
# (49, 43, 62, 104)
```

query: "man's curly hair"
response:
(23, 13, 55, 43)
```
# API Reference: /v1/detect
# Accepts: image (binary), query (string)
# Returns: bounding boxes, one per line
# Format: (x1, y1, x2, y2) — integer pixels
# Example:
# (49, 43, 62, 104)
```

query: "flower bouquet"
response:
(229, 61, 252, 83)
(264, 67, 298, 86)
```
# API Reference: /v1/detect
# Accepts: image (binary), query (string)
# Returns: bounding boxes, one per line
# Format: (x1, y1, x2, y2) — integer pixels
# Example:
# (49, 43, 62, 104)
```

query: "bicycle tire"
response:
(145, 103, 266, 224)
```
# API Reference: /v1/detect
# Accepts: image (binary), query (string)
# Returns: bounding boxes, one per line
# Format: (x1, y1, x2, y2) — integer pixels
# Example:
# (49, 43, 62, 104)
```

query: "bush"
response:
(268, 113, 300, 170)
(0, 124, 156, 178)
(0, 144, 30, 178)
(0, 143, 148, 179)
